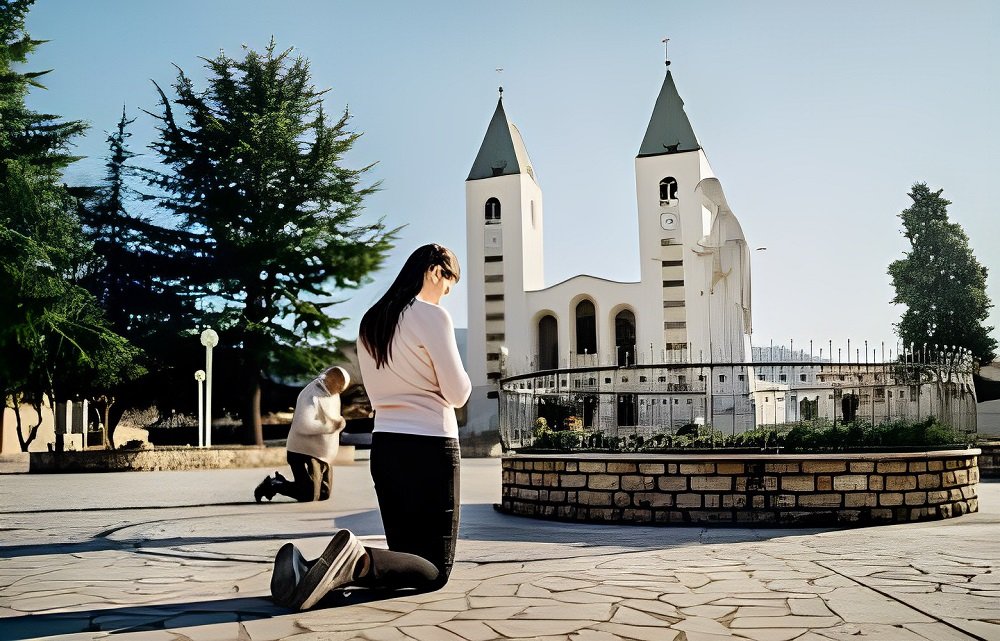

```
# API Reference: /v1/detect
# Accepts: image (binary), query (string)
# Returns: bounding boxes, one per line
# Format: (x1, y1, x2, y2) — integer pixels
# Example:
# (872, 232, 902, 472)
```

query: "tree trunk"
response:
(16, 400, 44, 452)
(244, 376, 264, 446)
(14, 403, 26, 452)
(92, 395, 114, 449)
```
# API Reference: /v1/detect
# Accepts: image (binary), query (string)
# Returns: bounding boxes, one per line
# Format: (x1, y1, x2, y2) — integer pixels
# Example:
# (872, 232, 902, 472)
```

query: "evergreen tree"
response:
(889, 183, 997, 364)
(146, 40, 395, 445)
(76, 106, 195, 445)
(0, 0, 141, 449)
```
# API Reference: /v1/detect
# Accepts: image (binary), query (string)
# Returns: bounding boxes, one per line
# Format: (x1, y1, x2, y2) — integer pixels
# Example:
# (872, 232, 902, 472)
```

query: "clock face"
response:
(660, 213, 677, 230)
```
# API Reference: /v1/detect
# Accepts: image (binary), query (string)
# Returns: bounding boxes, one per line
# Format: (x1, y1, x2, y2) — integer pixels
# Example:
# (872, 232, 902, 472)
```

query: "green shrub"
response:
(521, 417, 967, 452)
(533, 429, 582, 450)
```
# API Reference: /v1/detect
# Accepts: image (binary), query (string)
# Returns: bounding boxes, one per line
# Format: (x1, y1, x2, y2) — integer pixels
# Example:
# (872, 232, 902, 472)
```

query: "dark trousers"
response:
(356, 432, 460, 591)
(274, 451, 332, 502)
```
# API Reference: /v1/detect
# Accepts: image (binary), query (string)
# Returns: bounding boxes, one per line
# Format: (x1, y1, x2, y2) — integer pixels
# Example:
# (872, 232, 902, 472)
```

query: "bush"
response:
(519, 418, 968, 452)
(533, 429, 582, 450)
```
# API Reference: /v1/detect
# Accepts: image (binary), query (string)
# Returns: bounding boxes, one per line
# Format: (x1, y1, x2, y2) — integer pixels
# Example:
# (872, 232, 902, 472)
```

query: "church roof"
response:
(467, 97, 536, 182)
(638, 70, 701, 158)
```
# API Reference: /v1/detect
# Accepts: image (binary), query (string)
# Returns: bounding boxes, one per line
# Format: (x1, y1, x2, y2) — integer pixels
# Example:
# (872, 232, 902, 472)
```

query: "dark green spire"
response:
(638, 70, 701, 158)
(468, 96, 536, 182)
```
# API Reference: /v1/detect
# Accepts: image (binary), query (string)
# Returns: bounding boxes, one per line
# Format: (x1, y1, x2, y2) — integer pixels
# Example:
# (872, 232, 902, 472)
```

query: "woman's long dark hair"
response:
(359, 244, 460, 368)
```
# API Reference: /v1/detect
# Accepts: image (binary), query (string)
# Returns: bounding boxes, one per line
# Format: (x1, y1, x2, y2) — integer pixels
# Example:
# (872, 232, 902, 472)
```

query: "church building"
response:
(463, 61, 755, 438)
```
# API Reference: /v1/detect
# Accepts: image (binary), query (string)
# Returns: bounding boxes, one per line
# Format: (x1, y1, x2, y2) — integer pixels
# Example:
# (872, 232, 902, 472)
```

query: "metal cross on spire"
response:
(662, 37, 671, 67)
(496, 67, 504, 99)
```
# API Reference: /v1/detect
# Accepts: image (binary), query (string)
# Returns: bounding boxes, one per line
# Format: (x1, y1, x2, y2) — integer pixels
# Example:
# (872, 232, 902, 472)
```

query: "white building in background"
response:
(462, 62, 755, 444)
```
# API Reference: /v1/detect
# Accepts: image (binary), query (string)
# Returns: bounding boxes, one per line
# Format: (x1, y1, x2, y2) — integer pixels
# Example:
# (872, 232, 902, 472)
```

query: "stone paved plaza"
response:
(1, 458, 998, 641)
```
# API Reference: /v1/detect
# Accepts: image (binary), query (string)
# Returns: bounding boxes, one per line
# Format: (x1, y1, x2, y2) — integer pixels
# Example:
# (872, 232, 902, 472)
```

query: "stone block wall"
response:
(28, 446, 289, 473)
(500, 450, 980, 526)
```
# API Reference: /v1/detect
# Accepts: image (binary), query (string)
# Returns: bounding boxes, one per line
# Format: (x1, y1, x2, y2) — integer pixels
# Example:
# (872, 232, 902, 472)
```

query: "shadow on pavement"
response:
(0, 530, 337, 559)
(0, 590, 461, 640)
(2, 503, 837, 560)
(337, 503, 838, 550)
(0, 597, 280, 641)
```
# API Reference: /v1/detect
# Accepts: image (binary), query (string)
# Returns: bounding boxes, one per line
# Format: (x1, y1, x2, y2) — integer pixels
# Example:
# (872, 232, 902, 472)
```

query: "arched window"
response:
(538, 315, 558, 370)
(485, 197, 501, 224)
(575, 300, 596, 355)
(659, 177, 678, 202)
(614, 309, 636, 367)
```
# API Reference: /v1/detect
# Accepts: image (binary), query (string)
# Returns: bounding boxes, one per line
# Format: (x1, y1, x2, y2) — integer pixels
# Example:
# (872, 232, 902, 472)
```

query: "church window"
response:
(538, 315, 558, 370)
(659, 177, 678, 202)
(485, 197, 501, 224)
(575, 300, 597, 355)
(614, 309, 636, 367)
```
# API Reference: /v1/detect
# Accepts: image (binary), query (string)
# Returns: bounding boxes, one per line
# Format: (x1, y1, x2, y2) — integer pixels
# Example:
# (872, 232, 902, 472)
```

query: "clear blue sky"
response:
(26, 0, 1000, 357)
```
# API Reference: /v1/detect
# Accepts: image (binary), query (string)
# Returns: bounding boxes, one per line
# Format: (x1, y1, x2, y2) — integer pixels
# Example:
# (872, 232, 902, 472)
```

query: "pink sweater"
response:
(358, 298, 472, 438)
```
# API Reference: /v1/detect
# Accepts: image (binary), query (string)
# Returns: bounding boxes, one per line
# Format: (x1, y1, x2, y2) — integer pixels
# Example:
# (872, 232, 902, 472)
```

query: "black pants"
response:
(275, 451, 332, 502)
(356, 432, 460, 591)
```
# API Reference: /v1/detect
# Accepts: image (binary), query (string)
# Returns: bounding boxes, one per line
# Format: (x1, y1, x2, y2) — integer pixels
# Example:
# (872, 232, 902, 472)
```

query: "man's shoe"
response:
(254, 475, 274, 503)
(289, 530, 366, 610)
(270, 543, 309, 608)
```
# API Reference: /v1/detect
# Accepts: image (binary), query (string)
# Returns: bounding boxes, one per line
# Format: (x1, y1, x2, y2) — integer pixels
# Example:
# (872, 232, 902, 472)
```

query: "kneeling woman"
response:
(270, 244, 471, 609)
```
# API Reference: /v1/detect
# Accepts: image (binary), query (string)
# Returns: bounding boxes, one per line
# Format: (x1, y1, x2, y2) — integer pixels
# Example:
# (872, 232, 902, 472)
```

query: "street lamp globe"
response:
(194, 370, 206, 382)
(200, 329, 219, 348)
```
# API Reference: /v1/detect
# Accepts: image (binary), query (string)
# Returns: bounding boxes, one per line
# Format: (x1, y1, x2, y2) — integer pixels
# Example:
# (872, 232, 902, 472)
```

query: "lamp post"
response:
(200, 329, 219, 447)
(194, 370, 206, 448)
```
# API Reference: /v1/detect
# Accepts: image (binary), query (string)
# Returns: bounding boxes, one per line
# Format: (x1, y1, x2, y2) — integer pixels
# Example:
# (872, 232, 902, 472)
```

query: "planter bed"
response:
(499, 449, 980, 527)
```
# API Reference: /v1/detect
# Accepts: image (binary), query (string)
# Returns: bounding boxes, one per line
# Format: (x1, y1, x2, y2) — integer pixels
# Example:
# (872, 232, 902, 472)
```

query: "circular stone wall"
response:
(499, 449, 980, 526)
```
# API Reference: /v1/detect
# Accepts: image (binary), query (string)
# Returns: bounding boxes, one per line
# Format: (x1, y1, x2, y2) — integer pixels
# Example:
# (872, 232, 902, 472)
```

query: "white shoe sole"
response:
(294, 530, 366, 610)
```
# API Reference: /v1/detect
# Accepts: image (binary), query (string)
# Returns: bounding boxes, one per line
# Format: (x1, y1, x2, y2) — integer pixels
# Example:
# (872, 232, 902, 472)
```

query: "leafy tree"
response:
(889, 183, 997, 365)
(146, 40, 395, 444)
(0, 0, 141, 450)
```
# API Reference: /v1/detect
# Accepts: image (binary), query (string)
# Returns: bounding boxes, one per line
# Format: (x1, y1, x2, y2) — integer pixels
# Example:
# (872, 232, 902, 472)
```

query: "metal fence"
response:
(498, 348, 978, 449)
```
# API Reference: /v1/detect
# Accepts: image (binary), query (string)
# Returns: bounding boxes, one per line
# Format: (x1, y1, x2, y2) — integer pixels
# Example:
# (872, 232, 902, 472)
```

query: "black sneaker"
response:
(254, 475, 273, 503)
(287, 530, 366, 610)
(270, 542, 308, 607)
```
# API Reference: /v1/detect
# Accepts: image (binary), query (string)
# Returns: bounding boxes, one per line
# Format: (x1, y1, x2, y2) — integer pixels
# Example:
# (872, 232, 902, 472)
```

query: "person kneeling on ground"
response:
(254, 366, 350, 503)
(270, 243, 470, 609)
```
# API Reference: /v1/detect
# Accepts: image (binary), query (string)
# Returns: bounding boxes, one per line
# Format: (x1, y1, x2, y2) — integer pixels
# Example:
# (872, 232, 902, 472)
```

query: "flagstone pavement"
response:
(1, 458, 998, 641)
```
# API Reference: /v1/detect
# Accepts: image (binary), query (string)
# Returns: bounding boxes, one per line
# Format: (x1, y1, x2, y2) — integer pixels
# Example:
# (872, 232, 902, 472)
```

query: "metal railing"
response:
(498, 349, 978, 450)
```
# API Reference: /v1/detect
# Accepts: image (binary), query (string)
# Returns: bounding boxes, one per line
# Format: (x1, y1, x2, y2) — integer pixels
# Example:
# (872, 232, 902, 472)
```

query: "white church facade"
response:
(463, 63, 756, 439)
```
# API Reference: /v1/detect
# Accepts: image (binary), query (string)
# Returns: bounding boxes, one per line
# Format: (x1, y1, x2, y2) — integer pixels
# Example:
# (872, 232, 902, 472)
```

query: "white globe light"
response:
(200, 329, 220, 348)
(194, 370, 206, 382)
